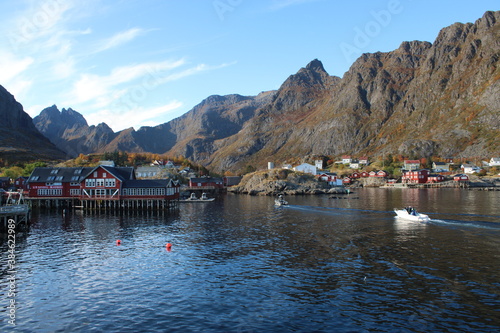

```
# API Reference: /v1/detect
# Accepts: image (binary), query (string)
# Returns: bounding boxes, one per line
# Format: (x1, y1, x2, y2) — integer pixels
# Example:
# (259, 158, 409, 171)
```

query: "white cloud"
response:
(68, 59, 187, 105)
(0, 51, 33, 82)
(85, 100, 183, 131)
(94, 27, 146, 53)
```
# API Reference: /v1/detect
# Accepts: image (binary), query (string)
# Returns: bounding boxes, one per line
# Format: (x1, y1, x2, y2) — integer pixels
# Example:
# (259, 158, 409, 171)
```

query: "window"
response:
(71, 176, 80, 181)
(30, 176, 39, 181)
(70, 189, 80, 196)
(56, 176, 64, 181)
(103, 173, 107, 177)
(50, 169, 59, 174)
(74, 169, 82, 174)
(105, 179, 116, 187)
(96, 179, 105, 187)
(93, 171, 98, 177)
(37, 189, 62, 196)
(47, 176, 56, 181)
(85, 179, 96, 187)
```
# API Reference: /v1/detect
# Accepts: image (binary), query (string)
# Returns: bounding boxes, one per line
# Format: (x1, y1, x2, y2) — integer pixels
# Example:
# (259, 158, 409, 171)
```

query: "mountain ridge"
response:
(29, 11, 500, 172)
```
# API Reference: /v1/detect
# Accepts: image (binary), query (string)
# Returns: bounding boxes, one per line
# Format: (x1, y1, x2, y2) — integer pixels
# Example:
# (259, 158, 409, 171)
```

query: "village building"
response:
(427, 174, 445, 183)
(0, 177, 11, 189)
(489, 158, 500, 166)
(461, 164, 481, 174)
(360, 171, 369, 178)
(453, 174, 470, 182)
(293, 163, 317, 175)
(432, 162, 450, 172)
(13, 176, 29, 191)
(26, 166, 180, 210)
(349, 160, 360, 169)
(315, 160, 324, 170)
(189, 177, 224, 189)
(403, 160, 421, 171)
(136, 166, 163, 178)
(341, 155, 352, 164)
(317, 172, 342, 186)
(359, 157, 369, 165)
(402, 169, 430, 184)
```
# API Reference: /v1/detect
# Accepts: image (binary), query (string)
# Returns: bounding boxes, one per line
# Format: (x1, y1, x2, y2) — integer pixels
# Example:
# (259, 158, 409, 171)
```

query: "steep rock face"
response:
(34, 106, 116, 156)
(0, 86, 65, 161)
(204, 11, 500, 172)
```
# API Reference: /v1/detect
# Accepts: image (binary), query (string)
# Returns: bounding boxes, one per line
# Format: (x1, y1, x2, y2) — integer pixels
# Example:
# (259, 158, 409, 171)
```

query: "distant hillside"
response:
(32, 11, 500, 172)
(0, 86, 65, 162)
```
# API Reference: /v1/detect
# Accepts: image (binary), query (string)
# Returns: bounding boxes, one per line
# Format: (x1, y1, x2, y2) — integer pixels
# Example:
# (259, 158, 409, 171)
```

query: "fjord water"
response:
(2, 188, 500, 332)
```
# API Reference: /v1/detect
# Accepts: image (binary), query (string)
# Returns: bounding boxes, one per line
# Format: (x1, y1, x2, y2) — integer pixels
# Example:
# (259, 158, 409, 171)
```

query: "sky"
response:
(0, 0, 498, 132)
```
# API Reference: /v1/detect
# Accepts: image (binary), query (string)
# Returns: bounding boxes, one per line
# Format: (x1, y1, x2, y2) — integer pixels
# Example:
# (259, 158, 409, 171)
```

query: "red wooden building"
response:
(402, 169, 430, 184)
(453, 174, 469, 182)
(318, 173, 339, 186)
(26, 166, 180, 210)
(189, 177, 224, 189)
(427, 174, 445, 183)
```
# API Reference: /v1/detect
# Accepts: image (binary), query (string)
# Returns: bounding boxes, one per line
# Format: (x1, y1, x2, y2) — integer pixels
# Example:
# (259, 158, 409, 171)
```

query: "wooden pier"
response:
(0, 204, 30, 231)
(26, 197, 179, 212)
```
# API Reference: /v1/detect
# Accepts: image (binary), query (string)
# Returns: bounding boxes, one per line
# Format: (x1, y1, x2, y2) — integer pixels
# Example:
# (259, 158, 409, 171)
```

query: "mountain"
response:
(34, 11, 500, 172)
(0, 86, 66, 162)
(33, 105, 117, 157)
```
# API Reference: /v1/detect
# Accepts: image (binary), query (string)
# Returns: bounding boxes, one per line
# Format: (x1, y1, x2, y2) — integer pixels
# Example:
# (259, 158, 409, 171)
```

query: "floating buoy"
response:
(116, 240, 121, 245)
(166, 243, 172, 250)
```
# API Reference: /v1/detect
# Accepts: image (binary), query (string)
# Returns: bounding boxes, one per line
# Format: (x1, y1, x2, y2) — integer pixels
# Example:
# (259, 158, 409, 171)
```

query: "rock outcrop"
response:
(0, 86, 65, 161)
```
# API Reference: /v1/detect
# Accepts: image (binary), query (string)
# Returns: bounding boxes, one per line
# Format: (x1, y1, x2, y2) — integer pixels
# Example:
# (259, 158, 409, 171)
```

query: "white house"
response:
(489, 158, 500, 166)
(462, 164, 481, 174)
(293, 163, 317, 175)
(315, 160, 324, 170)
(342, 155, 352, 164)
(349, 161, 360, 169)
(136, 166, 162, 178)
(282, 164, 293, 169)
(359, 157, 369, 165)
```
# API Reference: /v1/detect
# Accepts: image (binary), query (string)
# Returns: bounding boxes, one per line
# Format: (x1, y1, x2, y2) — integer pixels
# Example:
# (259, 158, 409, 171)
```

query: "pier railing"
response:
(0, 204, 30, 214)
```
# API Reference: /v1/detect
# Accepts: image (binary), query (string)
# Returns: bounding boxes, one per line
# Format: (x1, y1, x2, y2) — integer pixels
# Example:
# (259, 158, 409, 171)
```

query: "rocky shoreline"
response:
(228, 170, 500, 196)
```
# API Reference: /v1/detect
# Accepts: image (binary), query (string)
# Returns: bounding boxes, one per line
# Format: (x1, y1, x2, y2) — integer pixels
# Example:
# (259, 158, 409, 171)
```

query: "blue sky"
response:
(0, 0, 498, 132)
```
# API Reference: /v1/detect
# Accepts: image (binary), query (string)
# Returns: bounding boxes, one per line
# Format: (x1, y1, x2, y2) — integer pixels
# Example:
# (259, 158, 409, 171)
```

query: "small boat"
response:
(274, 195, 288, 206)
(394, 207, 430, 222)
(180, 192, 215, 202)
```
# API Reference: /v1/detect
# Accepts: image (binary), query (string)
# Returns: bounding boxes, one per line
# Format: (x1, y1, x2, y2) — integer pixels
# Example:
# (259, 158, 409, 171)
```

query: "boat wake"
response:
(428, 218, 500, 230)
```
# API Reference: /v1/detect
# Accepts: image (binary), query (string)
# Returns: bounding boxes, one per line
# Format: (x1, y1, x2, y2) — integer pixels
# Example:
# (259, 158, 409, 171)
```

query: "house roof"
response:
(83, 165, 136, 181)
(190, 177, 223, 183)
(123, 179, 174, 188)
(404, 160, 420, 164)
(28, 167, 94, 183)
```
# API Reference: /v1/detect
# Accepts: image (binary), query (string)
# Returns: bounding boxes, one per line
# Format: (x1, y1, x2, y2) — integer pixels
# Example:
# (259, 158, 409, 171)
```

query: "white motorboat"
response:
(394, 207, 430, 222)
(275, 195, 288, 206)
(180, 192, 215, 202)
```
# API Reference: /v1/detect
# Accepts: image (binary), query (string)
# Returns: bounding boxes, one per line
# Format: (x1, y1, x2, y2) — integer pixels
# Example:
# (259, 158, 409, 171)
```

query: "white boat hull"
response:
(394, 209, 430, 222)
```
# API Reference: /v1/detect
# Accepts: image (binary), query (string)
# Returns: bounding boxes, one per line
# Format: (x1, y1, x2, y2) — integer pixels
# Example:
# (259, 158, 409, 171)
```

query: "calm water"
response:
(1, 188, 500, 332)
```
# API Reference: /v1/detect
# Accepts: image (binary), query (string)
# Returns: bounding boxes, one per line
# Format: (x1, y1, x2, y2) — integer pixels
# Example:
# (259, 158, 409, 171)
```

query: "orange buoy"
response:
(116, 239, 121, 245)
(166, 243, 172, 250)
